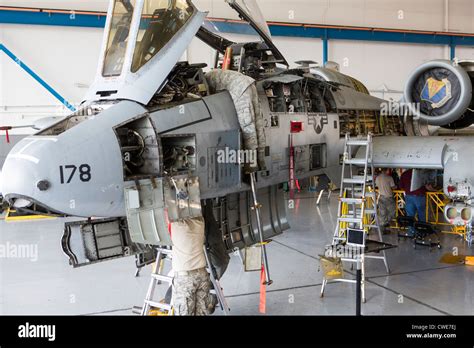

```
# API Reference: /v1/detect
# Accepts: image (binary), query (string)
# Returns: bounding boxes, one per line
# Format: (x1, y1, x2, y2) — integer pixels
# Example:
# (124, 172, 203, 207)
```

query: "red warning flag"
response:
(295, 179, 301, 192)
(259, 265, 266, 314)
(5, 128, 10, 144)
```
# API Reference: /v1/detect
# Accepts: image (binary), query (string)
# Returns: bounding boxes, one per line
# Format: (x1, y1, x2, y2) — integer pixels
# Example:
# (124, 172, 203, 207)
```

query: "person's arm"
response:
(390, 177, 396, 189)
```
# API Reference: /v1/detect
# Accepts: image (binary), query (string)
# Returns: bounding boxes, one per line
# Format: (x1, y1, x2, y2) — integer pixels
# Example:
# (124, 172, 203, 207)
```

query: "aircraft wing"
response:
(355, 136, 447, 170)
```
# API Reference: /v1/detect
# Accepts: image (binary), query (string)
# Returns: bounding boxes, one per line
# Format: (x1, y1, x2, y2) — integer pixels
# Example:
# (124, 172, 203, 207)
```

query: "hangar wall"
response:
(0, 0, 474, 136)
(2, 0, 474, 32)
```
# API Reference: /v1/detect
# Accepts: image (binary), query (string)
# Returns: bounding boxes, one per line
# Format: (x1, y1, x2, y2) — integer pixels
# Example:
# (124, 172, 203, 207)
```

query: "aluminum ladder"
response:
(321, 133, 389, 302)
(140, 245, 230, 316)
(140, 246, 174, 316)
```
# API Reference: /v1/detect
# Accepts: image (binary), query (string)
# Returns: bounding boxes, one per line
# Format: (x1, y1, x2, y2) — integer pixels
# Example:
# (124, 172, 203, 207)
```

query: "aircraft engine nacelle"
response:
(404, 59, 474, 129)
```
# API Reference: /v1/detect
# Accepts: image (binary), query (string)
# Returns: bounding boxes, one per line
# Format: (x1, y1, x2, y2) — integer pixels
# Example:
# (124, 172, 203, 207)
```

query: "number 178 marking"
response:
(59, 164, 91, 184)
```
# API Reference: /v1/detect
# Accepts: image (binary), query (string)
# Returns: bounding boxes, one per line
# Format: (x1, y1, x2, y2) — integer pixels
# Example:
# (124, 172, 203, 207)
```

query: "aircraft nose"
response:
(1, 137, 59, 210)
(2, 128, 127, 217)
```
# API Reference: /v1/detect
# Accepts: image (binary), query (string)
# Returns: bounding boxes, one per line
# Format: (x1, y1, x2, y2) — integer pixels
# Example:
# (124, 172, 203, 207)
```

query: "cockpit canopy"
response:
(227, 0, 273, 41)
(132, 0, 194, 72)
(102, 0, 136, 77)
(102, 0, 195, 77)
(85, 0, 205, 105)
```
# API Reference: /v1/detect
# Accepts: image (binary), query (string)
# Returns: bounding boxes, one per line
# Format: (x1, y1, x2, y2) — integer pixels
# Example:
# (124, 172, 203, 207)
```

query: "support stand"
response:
(356, 257, 362, 316)
(249, 171, 272, 285)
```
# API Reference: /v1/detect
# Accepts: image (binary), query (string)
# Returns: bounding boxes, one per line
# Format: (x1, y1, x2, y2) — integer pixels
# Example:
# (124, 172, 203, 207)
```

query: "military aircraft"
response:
(2, 0, 474, 278)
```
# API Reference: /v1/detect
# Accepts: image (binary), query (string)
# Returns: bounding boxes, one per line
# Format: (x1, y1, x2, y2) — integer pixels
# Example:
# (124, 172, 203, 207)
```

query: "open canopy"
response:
(225, 0, 288, 66)
(85, 0, 206, 105)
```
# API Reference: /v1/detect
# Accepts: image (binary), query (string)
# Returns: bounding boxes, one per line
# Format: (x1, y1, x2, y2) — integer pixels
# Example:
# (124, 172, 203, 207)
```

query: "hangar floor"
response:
(0, 192, 473, 316)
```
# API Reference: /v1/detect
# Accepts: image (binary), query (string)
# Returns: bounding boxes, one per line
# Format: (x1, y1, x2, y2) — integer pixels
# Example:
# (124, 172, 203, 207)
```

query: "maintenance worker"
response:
(399, 169, 433, 236)
(375, 168, 397, 234)
(171, 216, 214, 315)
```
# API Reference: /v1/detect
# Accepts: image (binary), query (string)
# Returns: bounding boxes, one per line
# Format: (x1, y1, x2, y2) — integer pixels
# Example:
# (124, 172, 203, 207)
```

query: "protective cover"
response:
(412, 68, 461, 116)
(404, 60, 473, 127)
(205, 69, 266, 170)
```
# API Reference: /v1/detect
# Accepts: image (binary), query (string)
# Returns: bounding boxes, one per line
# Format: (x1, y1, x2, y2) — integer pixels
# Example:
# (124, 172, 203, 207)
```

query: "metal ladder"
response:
(140, 247, 174, 316)
(321, 133, 389, 302)
(140, 245, 230, 316)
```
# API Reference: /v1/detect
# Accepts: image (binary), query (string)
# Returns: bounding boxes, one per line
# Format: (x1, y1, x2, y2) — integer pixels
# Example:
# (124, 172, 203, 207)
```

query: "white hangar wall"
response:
(2, 0, 474, 32)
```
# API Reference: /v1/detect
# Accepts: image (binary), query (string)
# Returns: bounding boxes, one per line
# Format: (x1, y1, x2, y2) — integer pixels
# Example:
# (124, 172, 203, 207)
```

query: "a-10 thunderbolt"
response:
(2, 0, 474, 278)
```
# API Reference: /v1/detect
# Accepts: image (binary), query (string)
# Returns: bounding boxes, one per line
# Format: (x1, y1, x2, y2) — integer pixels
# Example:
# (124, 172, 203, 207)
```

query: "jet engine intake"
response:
(404, 59, 474, 129)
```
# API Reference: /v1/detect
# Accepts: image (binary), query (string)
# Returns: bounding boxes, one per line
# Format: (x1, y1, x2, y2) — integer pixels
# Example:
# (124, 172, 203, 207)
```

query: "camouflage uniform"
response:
(375, 172, 396, 232)
(172, 268, 215, 316)
(171, 217, 215, 316)
(378, 196, 396, 228)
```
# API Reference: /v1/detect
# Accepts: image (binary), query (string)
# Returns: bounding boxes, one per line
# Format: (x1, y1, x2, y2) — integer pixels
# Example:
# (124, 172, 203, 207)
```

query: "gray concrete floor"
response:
(0, 192, 473, 315)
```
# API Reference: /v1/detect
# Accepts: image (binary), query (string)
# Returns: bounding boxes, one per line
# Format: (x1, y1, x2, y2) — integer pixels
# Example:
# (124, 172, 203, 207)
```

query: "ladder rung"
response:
(343, 176, 373, 184)
(151, 274, 173, 283)
(346, 140, 369, 146)
(353, 192, 376, 198)
(347, 209, 375, 215)
(339, 198, 363, 204)
(157, 248, 173, 255)
(144, 300, 172, 311)
(345, 158, 370, 166)
(338, 217, 363, 224)
(347, 209, 362, 215)
(343, 178, 365, 185)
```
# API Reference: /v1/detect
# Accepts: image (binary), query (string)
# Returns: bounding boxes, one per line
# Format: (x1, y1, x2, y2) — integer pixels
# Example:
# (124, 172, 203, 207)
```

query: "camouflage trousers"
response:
(172, 267, 215, 316)
(378, 196, 396, 228)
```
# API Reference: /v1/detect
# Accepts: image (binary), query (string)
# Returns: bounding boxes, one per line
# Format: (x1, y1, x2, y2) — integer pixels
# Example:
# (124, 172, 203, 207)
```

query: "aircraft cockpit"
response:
(84, 0, 205, 105)
(102, 0, 136, 77)
(103, 0, 195, 77)
(132, 1, 194, 72)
